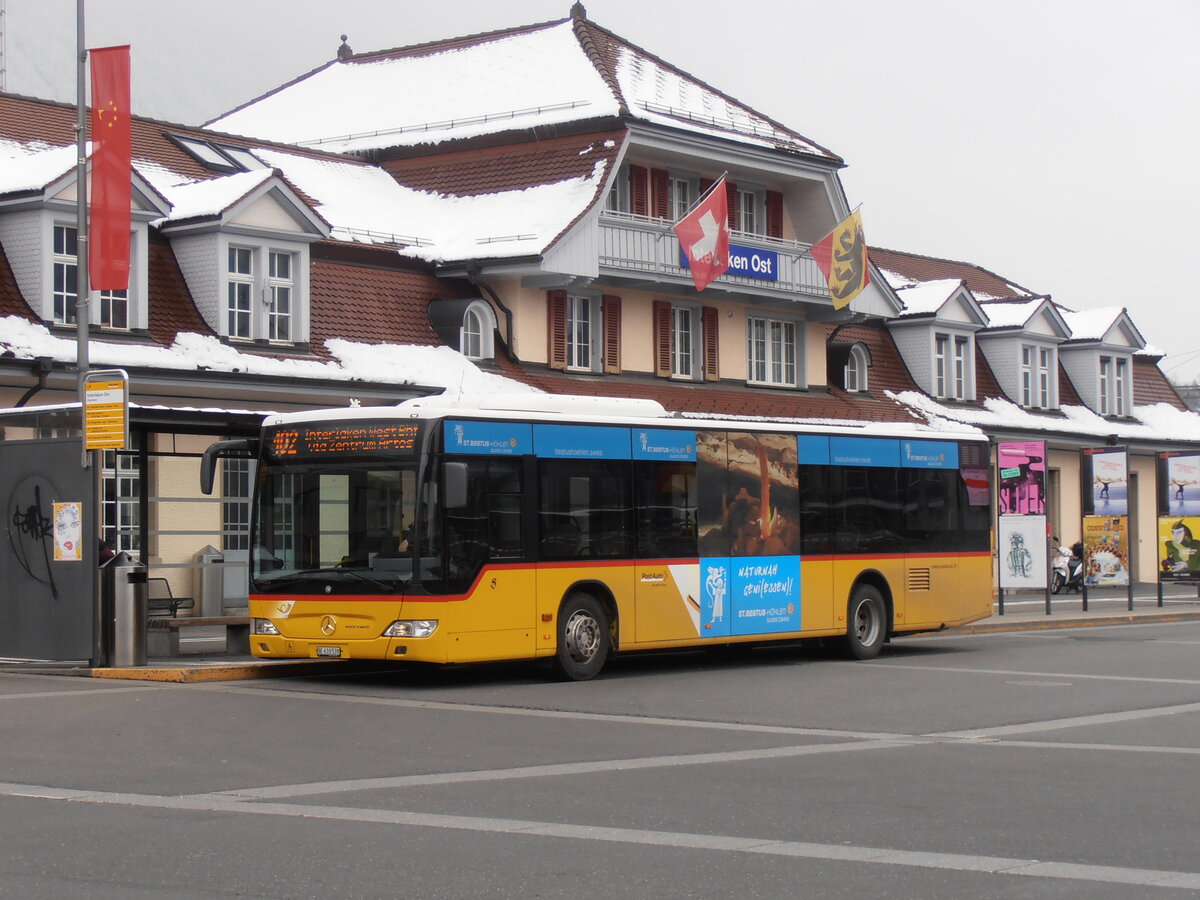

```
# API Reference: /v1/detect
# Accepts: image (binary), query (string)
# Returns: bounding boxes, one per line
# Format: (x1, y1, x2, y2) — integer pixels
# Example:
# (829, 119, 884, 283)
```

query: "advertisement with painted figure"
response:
(1159, 515, 1200, 580)
(1161, 453, 1200, 517)
(1082, 516, 1129, 586)
(697, 432, 801, 637)
(1086, 449, 1128, 516)
(997, 441, 1045, 515)
(997, 515, 1047, 589)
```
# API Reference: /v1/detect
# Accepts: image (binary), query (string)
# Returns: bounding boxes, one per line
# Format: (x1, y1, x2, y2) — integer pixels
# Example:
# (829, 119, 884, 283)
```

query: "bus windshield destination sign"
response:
(268, 422, 422, 459)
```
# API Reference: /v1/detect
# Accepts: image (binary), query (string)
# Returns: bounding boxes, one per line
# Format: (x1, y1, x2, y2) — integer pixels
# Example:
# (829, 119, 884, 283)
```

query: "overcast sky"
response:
(7, 1, 1200, 382)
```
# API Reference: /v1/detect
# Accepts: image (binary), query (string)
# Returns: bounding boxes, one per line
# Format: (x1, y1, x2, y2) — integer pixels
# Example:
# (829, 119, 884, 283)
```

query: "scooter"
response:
(1051, 540, 1085, 594)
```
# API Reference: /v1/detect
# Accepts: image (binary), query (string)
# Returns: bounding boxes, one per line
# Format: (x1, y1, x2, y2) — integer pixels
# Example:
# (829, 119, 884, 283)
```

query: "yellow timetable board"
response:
(85, 378, 128, 450)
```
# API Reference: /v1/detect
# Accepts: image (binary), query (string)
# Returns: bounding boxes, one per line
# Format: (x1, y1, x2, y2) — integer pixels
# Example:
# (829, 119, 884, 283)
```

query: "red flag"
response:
(811, 209, 870, 310)
(89, 45, 131, 291)
(674, 176, 730, 292)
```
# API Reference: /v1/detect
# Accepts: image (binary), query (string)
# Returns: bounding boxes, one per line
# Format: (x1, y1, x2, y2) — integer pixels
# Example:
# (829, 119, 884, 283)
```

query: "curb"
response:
(949, 610, 1200, 635)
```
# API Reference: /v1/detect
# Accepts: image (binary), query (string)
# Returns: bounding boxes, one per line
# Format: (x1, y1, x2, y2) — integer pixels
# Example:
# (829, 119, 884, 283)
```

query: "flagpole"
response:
(75, 0, 91, 468)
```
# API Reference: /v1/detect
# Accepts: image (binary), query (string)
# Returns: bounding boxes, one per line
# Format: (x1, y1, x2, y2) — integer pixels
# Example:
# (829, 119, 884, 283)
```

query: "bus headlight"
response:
(251, 618, 280, 635)
(383, 619, 438, 638)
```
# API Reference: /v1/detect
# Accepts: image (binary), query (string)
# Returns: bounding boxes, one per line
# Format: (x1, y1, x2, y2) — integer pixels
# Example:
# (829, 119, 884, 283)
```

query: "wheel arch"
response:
(849, 569, 894, 636)
(560, 579, 619, 650)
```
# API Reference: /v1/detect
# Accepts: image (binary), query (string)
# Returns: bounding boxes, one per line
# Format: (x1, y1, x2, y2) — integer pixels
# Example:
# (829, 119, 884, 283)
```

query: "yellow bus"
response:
(201, 394, 993, 679)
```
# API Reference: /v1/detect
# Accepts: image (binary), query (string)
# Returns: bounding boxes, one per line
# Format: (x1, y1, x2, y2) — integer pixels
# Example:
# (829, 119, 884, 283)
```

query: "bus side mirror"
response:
(443, 461, 469, 510)
(200, 438, 258, 495)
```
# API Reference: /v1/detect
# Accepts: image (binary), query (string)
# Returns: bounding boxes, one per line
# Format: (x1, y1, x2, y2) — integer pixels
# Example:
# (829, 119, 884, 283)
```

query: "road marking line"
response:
(0, 685, 161, 702)
(932, 700, 1200, 739)
(198, 683, 919, 741)
(0, 781, 1196, 890)
(193, 739, 916, 800)
(865, 662, 1200, 686)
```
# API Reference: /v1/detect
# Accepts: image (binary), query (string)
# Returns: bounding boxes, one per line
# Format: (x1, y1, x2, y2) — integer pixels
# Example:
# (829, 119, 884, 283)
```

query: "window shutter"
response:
(630, 166, 649, 217)
(702, 306, 720, 382)
(602, 295, 622, 374)
(725, 181, 738, 231)
(653, 300, 672, 377)
(547, 290, 567, 371)
(651, 169, 670, 219)
(766, 190, 783, 238)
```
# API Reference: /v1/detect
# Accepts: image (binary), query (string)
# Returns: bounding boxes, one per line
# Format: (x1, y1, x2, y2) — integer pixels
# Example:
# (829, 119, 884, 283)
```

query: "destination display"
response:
(267, 421, 423, 459)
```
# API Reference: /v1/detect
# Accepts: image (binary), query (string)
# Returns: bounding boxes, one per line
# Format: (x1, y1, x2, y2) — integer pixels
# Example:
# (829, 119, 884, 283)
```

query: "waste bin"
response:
(194, 545, 224, 617)
(104, 551, 147, 667)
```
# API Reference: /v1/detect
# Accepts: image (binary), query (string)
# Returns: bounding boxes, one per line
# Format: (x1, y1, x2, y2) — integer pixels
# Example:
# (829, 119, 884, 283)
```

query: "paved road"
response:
(3, 620, 1200, 898)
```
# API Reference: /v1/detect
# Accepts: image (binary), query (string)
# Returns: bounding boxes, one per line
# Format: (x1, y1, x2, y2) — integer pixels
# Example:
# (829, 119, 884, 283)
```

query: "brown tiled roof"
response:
(974, 344, 1005, 403)
(503, 370, 917, 423)
(870, 246, 1038, 300)
(382, 131, 625, 197)
(1058, 362, 1084, 407)
(0, 92, 372, 195)
(0, 243, 37, 319)
(1134, 356, 1187, 410)
(823, 319, 917, 398)
(308, 256, 477, 354)
(146, 235, 212, 344)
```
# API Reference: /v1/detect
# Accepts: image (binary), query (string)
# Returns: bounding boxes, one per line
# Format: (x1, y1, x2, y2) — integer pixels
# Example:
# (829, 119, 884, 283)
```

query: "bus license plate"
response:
(316, 646, 342, 658)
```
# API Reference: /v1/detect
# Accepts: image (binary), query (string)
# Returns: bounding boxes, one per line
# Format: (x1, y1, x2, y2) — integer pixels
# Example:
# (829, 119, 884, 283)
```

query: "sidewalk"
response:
(6, 584, 1200, 683)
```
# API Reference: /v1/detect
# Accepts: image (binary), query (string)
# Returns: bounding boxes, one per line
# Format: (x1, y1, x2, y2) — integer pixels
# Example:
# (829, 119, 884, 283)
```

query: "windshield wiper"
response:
(255, 567, 400, 593)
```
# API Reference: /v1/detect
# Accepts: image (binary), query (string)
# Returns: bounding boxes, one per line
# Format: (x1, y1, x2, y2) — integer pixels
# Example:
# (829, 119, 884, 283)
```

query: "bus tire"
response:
(843, 585, 886, 660)
(554, 593, 609, 681)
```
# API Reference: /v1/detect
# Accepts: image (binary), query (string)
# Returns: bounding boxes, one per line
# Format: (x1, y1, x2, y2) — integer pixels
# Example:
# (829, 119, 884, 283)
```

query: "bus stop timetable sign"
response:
(84, 370, 129, 450)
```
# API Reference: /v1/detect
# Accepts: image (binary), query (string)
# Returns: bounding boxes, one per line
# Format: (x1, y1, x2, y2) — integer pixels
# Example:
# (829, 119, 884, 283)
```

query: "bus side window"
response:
(539, 460, 633, 560)
(635, 460, 698, 559)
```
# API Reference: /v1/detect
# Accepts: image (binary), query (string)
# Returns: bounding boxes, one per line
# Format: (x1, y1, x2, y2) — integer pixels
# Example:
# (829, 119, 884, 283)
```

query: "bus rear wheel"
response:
(554, 593, 609, 681)
(843, 585, 886, 660)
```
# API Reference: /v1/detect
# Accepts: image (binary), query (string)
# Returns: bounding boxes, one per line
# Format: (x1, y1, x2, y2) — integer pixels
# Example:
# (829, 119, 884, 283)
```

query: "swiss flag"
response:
(674, 176, 730, 292)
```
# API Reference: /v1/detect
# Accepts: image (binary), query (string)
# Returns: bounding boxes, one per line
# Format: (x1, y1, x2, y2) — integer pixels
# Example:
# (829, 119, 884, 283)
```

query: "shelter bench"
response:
(147, 577, 195, 618)
(146, 615, 251, 658)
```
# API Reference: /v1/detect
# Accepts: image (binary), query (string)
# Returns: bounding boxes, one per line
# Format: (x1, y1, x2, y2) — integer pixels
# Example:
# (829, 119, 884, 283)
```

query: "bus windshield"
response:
(252, 460, 427, 593)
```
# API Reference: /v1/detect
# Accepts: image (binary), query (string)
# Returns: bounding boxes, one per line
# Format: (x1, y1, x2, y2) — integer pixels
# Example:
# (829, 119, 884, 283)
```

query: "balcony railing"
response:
(598, 211, 831, 301)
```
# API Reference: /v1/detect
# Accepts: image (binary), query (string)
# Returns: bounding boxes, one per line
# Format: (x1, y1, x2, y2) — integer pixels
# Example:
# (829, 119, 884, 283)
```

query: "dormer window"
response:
(1021, 344, 1056, 409)
(845, 344, 869, 392)
(50, 223, 133, 330)
(1100, 355, 1130, 416)
(221, 242, 303, 343)
(52, 224, 79, 324)
(935, 332, 972, 400)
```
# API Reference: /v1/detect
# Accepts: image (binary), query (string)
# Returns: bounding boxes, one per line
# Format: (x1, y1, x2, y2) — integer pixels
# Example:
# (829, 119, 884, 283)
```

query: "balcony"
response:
(598, 211, 832, 303)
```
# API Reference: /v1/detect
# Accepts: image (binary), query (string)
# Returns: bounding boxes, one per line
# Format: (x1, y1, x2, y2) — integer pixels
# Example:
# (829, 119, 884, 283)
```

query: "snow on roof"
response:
(894, 278, 963, 316)
(0, 140, 77, 194)
(610, 44, 827, 156)
(255, 146, 606, 260)
(1061, 307, 1123, 341)
(889, 390, 1200, 443)
(154, 168, 274, 222)
(0, 315, 534, 395)
(210, 22, 620, 152)
(980, 298, 1042, 329)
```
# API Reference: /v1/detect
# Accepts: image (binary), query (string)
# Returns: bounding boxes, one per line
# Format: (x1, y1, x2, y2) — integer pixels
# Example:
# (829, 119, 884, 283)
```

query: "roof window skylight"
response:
(169, 135, 266, 173)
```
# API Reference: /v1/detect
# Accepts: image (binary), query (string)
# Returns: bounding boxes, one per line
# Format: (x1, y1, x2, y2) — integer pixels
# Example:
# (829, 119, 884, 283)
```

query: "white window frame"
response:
(566, 294, 603, 372)
(669, 177, 692, 222)
(934, 331, 972, 400)
(267, 250, 293, 342)
(102, 447, 141, 557)
(459, 299, 497, 361)
(671, 304, 697, 379)
(52, 223, 79, 325)
(227, 245, 254, 340)
(1021, 343, 1056, 409)
(845, 344, 868, 392)
(747, 314, 800, 388)
(1101, 355, 1130, 416)
(1115, 357, 1128, 416)
(736, 189, 760, 235)
(219, 238, 308, 343)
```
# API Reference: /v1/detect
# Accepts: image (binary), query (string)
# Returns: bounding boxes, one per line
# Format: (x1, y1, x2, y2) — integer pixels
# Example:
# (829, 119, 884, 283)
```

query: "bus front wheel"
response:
(843, 585, 886, 660)
(554, 593, 609, 681)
